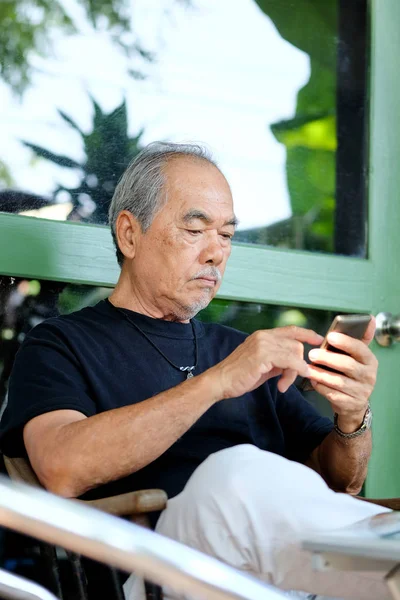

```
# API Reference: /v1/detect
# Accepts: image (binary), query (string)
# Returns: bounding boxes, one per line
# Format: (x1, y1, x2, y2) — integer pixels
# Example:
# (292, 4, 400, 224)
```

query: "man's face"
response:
(129, 157, 236, 321)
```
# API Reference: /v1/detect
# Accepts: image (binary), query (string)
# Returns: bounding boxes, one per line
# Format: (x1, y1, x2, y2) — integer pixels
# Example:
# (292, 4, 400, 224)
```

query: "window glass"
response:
(0, 0, 367, 257)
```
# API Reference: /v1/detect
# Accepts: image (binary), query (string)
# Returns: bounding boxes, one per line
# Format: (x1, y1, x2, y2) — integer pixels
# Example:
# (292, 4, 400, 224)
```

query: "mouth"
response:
(194, 277, 217, 287)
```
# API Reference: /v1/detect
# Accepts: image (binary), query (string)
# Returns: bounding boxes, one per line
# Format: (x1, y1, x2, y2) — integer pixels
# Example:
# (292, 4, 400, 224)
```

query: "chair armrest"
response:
(357, 496, 400, 511)
(3, 455, 168, 516)
(4, 456, 396, 515)
(81, 489, 168, 516)
(3, 456, 41, 487)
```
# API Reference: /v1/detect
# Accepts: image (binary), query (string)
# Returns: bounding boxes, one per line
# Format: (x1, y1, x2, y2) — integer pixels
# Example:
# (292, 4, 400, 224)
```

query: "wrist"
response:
(334, 404, 372, 438)
(196, 368, 224, 405)
(336, 410, 366, 433)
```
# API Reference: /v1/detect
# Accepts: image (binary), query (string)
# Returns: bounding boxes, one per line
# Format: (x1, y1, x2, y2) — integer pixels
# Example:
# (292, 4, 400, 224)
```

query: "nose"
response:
(199, 232, 225, 266)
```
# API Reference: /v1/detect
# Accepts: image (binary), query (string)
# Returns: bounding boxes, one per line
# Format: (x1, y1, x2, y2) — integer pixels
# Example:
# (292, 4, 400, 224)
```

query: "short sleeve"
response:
(274, 380, 333, 462)
(0, 321, 97, 457)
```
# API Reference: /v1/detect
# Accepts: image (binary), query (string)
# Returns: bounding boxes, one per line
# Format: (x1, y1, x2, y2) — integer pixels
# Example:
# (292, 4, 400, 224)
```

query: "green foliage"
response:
(22, 143, 81, 169)
(0, 0, 146, 95)
(0, 160, 14, 188)
(22, 96, 144, 224)
(250, 0, 337, 253)
(198, 297, 333, 338)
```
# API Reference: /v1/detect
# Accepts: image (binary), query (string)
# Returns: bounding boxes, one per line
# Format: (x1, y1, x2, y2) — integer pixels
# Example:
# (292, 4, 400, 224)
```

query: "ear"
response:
(115, 210, 141, 261)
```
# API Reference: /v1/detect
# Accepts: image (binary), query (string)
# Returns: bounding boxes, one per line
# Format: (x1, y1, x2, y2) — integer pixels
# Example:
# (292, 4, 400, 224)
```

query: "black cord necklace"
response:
(106, 298, 198, 379)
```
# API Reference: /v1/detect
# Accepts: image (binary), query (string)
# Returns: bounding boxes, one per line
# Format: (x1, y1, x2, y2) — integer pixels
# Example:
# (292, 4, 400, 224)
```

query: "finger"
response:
(308, 349, 362, 379)
(276, 326, 324, 346)
(277, 368, 298, 393)
(310, 380, 365, 414)
(326, 331, 376, 365)
(362, 315, 376, 346)
(308, 364, 360, 397)
(270, 353, 311, 379)
(268, 367, 284, 379)
(249, 368, 282, 392)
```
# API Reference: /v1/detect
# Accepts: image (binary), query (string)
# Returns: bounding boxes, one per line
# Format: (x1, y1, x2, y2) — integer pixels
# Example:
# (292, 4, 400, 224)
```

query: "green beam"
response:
(0, 213, 119, 287)
(364, 0, 400, 499)
(0, 212, 375, 312)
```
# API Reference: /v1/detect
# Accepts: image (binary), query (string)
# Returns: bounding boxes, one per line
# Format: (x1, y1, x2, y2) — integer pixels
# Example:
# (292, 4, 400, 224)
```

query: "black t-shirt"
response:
(0, 300, 333, 500)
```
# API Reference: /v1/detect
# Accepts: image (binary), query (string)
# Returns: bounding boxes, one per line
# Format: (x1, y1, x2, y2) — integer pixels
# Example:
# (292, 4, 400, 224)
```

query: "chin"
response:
(175, 295, 213, 320)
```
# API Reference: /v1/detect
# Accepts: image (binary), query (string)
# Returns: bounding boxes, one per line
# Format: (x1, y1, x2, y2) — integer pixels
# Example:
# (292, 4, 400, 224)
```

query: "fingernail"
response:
(327, 332, 340, 343)
(309, 350, 318, 361)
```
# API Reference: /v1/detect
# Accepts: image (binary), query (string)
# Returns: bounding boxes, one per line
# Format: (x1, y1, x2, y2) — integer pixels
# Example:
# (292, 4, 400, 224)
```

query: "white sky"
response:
(0, 0, 309, 230)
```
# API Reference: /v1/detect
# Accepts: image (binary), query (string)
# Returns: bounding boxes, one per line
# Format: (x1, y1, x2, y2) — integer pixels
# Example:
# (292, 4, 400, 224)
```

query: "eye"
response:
(220, 233, 233, 240)
(186, 229, 202, 235)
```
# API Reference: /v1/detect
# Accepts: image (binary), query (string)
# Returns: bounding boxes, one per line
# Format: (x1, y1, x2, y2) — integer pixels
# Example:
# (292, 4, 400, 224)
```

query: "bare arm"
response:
(306, 428, 371, 494)
(24, 371, 218, 498)
(24, 326, 321, 498)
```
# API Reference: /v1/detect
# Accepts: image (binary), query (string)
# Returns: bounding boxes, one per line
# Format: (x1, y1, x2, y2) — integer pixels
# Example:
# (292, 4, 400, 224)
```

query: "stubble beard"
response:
(171, 267, 222, 321)
(173, 290, 213, 321)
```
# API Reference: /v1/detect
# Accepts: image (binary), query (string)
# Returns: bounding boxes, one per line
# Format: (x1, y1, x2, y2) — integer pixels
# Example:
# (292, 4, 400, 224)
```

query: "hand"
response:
(209, 326, 323, 400)
(307, 317, 378, 433)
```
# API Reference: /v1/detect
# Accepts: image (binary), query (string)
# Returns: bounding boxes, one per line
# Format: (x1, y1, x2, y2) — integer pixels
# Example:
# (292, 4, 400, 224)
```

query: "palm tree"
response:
(23, 97, 144, 224)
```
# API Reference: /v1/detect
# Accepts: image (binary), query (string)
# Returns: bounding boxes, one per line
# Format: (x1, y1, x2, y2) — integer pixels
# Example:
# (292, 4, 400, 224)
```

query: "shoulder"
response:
(195, 320, 248, 356)
(196, 320, 248, 343)
(22, 302, 107, 347)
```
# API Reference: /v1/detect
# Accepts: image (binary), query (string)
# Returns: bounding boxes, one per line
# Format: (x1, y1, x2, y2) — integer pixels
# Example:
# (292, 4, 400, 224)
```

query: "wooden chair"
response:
(2, 455, 167, 600)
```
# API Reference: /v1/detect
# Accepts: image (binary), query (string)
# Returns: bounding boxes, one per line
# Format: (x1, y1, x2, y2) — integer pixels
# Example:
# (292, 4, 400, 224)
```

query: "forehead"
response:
(161, 156, 234, 218)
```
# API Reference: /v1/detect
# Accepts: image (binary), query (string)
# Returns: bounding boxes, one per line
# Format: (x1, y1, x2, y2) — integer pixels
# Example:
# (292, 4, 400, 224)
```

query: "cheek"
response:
(141, 235, 195, 280)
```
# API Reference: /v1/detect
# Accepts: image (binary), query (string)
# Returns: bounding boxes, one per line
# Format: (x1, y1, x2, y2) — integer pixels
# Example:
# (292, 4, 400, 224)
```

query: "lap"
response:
(124, 445, 391, 600)
(155, 445, 390, 599)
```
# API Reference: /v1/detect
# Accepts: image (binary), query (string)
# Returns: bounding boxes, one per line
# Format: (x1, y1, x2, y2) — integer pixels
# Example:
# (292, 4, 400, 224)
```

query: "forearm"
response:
(30, 371, 219, 498)
(309, 428, 372, 494)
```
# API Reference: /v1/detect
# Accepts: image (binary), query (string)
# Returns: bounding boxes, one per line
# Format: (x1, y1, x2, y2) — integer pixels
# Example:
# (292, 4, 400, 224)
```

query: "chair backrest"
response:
(0, 567, 58, 600)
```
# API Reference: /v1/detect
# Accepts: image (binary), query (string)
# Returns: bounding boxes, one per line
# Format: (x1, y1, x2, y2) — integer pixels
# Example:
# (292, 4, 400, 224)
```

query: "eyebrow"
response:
(182, 209, 239, 228)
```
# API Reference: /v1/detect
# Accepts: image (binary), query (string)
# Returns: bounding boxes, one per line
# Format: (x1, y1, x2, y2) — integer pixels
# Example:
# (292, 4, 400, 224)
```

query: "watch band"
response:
(333, 404, 372, 439)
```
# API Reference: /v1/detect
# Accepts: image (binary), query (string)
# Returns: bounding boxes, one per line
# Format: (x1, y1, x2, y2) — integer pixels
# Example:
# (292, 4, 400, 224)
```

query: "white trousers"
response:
(124, 445, 391, 600)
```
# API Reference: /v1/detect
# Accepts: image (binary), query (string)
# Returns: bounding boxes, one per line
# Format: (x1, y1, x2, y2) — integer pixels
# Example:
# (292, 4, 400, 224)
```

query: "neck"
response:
(109, 272, 190, 323)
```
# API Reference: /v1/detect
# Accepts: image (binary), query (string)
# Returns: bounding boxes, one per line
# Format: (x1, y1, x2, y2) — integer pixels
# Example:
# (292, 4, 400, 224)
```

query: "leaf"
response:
(0, 159, 14, 187)
(255, 0, 337, 70)
(286, 147, 335, 215)
(255, 0, 338, 251)
(57, 110, 84, 135)
(128, 68, 147, 81)
(22, 141, 81, 169)
(272, 114, 336, 151)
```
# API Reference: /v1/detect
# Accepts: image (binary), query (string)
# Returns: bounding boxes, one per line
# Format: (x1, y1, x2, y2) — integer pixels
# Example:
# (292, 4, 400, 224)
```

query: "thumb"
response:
(363, 315, 376, 346)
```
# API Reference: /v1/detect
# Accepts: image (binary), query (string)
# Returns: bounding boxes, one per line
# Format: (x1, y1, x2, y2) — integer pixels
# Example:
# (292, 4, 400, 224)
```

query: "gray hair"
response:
(108, 141, 218, 266)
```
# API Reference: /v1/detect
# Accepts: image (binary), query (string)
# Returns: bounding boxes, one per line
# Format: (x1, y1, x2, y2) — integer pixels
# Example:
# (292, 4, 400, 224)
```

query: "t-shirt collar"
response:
(95, 299, 204, 340)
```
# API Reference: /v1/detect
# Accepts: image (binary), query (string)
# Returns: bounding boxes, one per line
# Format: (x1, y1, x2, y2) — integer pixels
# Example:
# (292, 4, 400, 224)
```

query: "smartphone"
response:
(300, 314, 372, 392)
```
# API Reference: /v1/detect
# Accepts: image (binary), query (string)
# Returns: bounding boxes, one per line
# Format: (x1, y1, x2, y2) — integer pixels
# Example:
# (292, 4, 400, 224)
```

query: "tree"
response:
(0, 0, 150, 96)
(22, 96, 144, 224)
(236, 0, 337, 253)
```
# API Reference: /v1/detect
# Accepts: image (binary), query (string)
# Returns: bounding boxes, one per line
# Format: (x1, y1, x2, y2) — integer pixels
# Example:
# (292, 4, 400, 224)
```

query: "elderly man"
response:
(0, 143, 389, 599)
